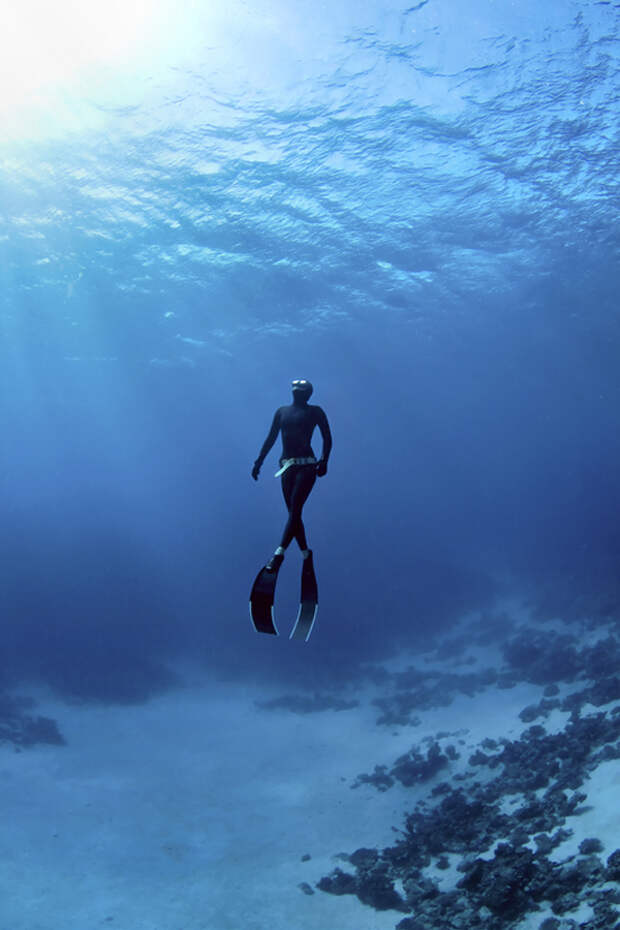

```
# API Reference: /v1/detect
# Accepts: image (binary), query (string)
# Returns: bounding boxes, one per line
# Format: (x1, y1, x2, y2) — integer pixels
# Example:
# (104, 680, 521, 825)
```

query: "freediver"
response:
(252, 379, 332, 572)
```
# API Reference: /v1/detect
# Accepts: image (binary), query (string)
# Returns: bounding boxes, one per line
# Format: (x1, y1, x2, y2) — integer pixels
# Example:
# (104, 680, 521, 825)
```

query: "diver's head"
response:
(291, 379, 313, 403)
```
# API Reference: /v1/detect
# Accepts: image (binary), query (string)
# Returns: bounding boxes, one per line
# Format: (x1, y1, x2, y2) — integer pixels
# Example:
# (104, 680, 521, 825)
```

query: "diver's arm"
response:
(252, 409, 281, 480)
(315, 407, 332, 476)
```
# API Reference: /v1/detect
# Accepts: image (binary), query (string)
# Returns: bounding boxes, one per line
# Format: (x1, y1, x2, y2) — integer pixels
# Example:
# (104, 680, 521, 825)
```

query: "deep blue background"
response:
(1, 0, 618, 699)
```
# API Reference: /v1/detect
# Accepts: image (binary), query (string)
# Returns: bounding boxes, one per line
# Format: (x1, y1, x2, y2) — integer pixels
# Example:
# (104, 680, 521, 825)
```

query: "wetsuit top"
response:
(255, 403, 332, 467)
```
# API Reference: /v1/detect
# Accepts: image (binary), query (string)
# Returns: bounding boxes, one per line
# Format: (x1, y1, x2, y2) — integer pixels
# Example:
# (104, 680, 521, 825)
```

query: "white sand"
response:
(1, 647, 618, 930)
(2, 681, 408, 930)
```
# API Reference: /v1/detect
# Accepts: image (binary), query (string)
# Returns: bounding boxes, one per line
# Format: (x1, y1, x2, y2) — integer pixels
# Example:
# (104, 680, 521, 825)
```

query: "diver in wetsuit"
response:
(252, 379, 332, 572)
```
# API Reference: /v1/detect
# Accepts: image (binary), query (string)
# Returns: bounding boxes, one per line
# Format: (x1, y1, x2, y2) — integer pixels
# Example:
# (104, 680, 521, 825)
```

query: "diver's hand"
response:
(251, 461, 261, 481)
(316, 459, 328, 477)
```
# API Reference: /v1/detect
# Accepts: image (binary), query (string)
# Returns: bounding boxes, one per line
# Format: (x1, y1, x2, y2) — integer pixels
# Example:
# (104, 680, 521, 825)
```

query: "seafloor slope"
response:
(2, 599, 619, 930)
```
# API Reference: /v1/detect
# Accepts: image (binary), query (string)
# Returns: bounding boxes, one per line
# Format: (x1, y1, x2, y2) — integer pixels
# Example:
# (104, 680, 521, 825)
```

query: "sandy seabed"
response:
(2, 606, 619, 930)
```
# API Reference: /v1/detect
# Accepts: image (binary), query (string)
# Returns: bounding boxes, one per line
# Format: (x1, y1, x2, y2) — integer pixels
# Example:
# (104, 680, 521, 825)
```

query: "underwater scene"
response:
(1, 1, 619, 928)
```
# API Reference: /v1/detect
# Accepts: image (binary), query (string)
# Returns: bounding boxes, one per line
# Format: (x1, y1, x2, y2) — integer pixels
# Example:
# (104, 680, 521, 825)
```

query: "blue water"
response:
(1, 0, 619, 698)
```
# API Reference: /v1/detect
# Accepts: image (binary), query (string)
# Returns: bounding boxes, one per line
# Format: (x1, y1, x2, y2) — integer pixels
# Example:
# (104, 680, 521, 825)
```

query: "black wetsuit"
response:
(253, 398, 332, 551)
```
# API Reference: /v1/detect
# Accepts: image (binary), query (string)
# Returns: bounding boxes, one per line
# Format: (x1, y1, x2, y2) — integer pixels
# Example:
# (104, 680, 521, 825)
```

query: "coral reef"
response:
(317, 621, 620, 929)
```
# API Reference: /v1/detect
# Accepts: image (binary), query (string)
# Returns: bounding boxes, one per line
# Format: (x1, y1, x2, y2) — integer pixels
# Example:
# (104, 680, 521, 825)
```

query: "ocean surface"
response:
(1, 2, 619, 928)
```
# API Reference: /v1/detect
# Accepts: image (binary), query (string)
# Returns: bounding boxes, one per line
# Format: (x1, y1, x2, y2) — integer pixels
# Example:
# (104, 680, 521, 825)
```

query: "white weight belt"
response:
(274, 457, 317, 477)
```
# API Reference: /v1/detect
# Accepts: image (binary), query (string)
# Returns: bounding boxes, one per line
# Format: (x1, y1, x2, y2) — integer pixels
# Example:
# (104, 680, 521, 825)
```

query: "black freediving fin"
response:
(290, 550, 318, 642)
(249, 559, 282, 635)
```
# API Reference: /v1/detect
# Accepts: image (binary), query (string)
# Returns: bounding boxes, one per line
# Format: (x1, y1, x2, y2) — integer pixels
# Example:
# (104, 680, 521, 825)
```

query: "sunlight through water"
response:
(0, 0, 220, 139)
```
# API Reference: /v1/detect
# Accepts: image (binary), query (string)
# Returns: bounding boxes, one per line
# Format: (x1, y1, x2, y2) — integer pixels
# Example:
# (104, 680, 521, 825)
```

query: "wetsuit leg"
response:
(280, 465, 316, 550)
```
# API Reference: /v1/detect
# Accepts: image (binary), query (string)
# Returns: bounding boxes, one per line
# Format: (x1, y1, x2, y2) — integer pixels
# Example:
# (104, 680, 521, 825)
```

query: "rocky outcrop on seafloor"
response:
(0, 693, 65, 748)
(367, 627, 620, 729)
(257, 621, 620, 730)
(371, 666, 501, 726)
(500, 630, 620, 688)
(320, 733, 620, 926)
(351, 739, 460, 791)
(317, 625, 620, 929)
